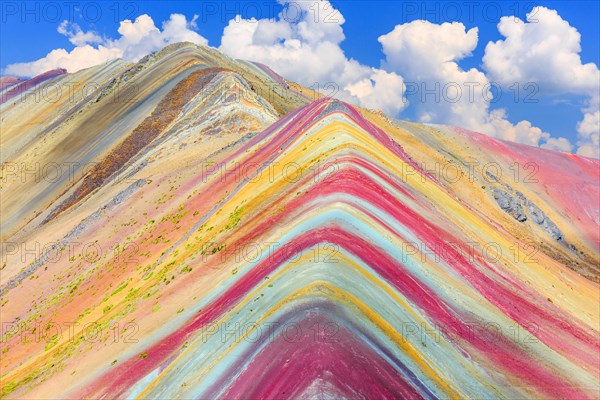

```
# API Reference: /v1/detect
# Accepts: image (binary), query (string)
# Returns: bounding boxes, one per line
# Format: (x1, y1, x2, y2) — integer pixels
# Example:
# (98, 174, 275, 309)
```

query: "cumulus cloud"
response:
(379, 21, 479, 80)
(113, 14, 207, 61)
(486, 109, 552, 147)
(483, 7, 598, 95)
(379, 21, 487, 127)
(57, 21, 103, 46)
(4, 14, 207, 77)
(483, 6, 599, 157)
(4, 46, 122, 77)
(578, 110, 600, 136)
(541, 137, 574, 152)
(576, 110, 600, 158)
(345, 69, 407, 114)
(219, 0, 407, 115)
(378, 20, 557, 148)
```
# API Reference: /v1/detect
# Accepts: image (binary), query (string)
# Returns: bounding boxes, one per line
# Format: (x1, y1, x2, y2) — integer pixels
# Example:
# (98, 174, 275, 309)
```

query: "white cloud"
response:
(541, 137, 574, 152)
(378, 20, 556, 148)
(345, 69, 407, 115)
(379, 21, 479, 80)
(483, 7, 598, 96)
(576, 110, 600, 158)
(578, 110, 600, 136)
(4, 46, 122, 77)
(483, 6, 599, 157)
(113, 14, 207, 61)
(4, 14, 207, 77)
(219, 0, 407, 115)
(487, 108, 551, 147)
(57, 21, 103, 46)
(379, 21, 489, 130)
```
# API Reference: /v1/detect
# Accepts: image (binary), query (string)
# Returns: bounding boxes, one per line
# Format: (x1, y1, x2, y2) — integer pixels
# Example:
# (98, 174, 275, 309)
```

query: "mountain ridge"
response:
(0, 42, 598, 399)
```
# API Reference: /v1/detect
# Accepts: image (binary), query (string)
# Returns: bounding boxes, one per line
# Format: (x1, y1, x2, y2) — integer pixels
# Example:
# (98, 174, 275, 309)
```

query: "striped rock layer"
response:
(0, 42, 598, 399)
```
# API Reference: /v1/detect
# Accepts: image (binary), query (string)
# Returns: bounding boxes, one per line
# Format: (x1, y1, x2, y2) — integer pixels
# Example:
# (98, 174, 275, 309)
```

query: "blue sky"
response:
(1, 1, 599, 156)
(2, 1, 599, 72)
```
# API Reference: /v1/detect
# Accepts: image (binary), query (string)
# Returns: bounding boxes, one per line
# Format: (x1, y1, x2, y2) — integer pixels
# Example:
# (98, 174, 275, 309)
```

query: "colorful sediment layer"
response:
(0, 77, 25, 92)
(0, 42, 598, 399)
(0, 69, 67, 104)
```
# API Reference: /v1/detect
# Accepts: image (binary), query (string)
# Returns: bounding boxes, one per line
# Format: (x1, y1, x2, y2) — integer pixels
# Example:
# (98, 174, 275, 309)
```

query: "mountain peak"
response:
(1, 42, 598, 400)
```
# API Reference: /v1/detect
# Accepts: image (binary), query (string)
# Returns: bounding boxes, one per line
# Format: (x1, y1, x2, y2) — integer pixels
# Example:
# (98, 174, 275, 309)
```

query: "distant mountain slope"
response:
(0, 42, 598, 399)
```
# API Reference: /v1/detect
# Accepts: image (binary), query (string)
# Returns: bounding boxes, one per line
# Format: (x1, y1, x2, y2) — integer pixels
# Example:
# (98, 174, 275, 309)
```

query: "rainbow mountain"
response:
(0, 42, 599, 399)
